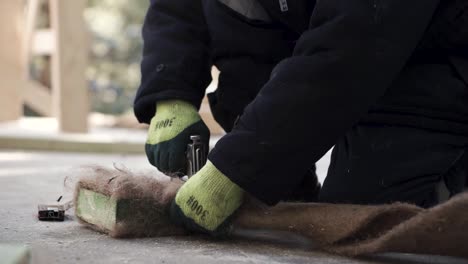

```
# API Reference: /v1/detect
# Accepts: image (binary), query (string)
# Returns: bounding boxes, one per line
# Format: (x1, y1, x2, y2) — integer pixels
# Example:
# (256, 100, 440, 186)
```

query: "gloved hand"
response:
(146, 100, 209, 175)
(170, 161, 244, 236)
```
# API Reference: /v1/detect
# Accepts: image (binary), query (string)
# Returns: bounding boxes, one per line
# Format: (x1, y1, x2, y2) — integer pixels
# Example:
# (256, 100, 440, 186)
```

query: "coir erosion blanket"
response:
(74, 166, 468, 259)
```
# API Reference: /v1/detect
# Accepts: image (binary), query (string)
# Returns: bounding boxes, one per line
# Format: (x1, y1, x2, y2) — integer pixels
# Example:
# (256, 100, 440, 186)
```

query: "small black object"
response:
(38, 205, 66, 221)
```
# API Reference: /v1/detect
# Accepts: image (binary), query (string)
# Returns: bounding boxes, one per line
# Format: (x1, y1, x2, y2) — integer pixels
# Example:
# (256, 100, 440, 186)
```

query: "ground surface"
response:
(1, 150, 467, 264)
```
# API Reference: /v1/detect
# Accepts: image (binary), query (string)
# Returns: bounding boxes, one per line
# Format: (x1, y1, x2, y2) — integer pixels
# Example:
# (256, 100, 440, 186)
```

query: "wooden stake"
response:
(0, 1, 24, 122)
(49, 0, 89, 132)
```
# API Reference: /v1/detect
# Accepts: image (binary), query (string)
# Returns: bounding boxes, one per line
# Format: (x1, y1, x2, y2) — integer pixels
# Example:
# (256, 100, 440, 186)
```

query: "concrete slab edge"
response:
(0, 136, 144, 154)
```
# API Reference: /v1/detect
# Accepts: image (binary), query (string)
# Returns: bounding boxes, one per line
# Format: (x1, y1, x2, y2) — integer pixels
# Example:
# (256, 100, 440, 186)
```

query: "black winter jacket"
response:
(135, 0, 468, 204)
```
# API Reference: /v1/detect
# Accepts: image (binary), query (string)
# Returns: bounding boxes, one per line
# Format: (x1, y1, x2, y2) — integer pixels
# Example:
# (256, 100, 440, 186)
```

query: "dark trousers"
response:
(319, 124, 468, 208)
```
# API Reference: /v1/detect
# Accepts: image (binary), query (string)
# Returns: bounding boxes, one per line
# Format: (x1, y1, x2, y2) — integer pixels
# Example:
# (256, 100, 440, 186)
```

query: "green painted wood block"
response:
(76, 189, 117, 232)
(0, 245, 30, 264)
(74, 168, 187, 238)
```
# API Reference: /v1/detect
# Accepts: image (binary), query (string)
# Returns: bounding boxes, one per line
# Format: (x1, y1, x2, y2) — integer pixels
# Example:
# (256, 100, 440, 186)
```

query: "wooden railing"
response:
(0, 0, 89, 133)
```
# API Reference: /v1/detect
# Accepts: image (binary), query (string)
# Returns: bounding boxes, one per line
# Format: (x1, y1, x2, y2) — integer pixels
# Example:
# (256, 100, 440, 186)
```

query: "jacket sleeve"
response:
(134, 0, 212, 124)
(208, 0, 440, 205)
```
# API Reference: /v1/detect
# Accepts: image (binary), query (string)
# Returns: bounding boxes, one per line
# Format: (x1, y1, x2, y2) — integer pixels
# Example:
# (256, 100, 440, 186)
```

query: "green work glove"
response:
(170, 161, 244, 236)
(146, 100, 209, 175)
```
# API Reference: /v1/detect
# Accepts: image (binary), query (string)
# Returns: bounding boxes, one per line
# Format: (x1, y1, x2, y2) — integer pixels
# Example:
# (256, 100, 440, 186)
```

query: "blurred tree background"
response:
(30, 1, 148, 116)
(85, 0, 149, 114)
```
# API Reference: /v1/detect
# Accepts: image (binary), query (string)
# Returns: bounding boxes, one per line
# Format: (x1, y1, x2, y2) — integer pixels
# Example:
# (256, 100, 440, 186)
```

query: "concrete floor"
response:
(0, 150, 467, 264)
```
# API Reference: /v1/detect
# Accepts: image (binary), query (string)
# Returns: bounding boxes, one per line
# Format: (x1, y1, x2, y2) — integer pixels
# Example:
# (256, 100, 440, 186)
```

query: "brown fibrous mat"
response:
(74, 166, 468, 259)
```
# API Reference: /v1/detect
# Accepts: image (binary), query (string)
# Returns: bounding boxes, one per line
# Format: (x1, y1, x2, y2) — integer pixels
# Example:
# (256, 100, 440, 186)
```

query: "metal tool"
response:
(186, 135, 207, 177)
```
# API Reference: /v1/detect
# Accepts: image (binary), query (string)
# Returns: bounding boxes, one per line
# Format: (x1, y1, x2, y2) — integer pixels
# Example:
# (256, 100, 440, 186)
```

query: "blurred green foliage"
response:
(85, 0, 149, 114)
